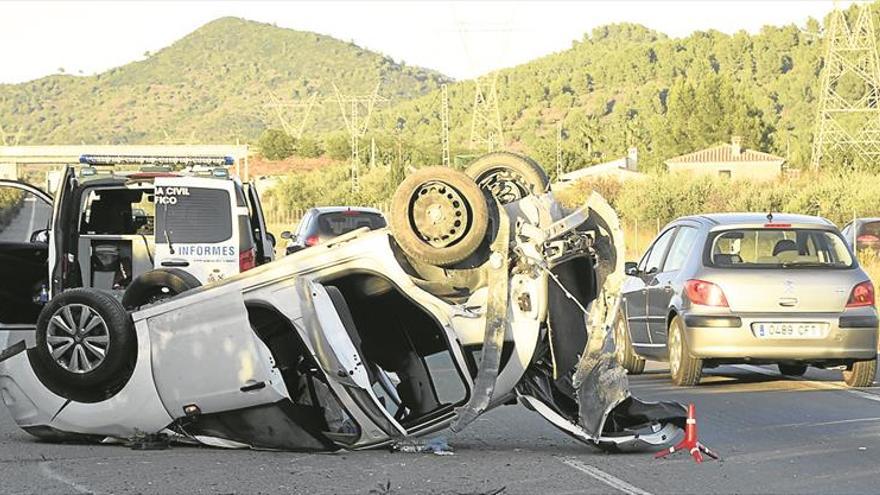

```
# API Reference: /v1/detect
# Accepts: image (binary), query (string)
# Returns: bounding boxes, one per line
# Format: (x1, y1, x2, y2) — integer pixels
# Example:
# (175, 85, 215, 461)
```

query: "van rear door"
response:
(154, 177, 238, 284)
(243, 182, 274, 264)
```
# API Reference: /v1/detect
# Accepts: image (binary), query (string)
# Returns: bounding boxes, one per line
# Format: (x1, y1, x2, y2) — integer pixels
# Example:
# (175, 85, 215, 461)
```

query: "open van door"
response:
(243, 183, 274, 264)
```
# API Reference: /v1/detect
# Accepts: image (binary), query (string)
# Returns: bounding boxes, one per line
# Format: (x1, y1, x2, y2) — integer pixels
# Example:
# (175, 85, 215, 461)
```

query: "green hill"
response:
(0, 17, 449, 144)
(375, 16, 838, 173)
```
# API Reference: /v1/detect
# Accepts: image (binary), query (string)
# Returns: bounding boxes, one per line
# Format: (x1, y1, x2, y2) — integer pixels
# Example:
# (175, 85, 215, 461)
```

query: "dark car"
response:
(842, 218, 880, 251)
(282, 207, 386, 255)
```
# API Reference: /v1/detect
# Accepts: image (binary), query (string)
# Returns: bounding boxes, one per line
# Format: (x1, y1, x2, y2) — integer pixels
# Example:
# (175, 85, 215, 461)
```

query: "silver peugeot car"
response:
(617, 213, 878, 387)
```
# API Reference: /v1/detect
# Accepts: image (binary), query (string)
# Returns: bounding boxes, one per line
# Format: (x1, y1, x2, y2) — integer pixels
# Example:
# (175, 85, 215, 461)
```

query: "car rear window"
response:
(155, 187, 232, 244)
(316, 211, 386, 237)
(858, 221, 880, 239)
(706, 227, 854, 269)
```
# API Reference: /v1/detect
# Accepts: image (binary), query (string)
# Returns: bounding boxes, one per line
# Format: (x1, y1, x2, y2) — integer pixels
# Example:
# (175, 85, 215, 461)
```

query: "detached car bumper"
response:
(682, 310, 879, 361)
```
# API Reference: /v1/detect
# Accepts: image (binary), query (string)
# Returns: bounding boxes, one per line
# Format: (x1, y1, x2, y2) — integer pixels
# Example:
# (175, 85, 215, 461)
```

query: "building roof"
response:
(665, 142, 784, 165)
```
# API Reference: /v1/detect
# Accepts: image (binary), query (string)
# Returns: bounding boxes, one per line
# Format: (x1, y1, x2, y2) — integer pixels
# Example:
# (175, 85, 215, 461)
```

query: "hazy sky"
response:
(0, 1, 851, 84)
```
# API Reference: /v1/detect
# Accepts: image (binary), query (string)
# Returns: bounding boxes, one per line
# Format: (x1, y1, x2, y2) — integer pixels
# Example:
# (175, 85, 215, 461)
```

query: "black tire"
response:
(30, 289, 136, 402)
(122, 268, 201, 310)
(843, 357, 877, 388)
(465, 151, 550, 205)
(614, 308, 645, 375)
(390, 167, 490, 267)
(667, 315, 702, 386)
(778, 363, 808, 377)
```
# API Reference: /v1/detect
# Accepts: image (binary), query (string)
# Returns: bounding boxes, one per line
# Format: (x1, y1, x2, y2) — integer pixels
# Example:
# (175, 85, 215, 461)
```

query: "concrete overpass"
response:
(0, 144, 252, 182)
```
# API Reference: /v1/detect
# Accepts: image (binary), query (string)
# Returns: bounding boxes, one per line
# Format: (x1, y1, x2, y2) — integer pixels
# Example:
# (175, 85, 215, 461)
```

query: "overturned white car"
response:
(0, 152, 686, 452)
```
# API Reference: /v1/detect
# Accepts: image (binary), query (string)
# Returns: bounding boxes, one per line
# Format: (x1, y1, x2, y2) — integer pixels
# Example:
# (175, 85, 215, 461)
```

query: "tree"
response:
(258, 129, 296, 160)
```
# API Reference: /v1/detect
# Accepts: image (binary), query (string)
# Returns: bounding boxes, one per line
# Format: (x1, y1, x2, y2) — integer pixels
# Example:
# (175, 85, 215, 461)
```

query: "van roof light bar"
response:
(79, 155, 235, 166)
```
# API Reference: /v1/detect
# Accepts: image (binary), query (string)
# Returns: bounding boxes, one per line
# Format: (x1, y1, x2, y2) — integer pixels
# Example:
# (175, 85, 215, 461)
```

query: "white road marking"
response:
(733, 364, 880, 403)
(769, 416, 880, 429)
(39, 461, 95, 494)
(557, 457, 653, 495)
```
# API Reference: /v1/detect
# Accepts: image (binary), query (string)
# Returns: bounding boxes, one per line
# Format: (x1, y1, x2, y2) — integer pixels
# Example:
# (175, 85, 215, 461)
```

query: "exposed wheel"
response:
(390, 167, 490, 266)
(843, 357, 877, 388)
(30, 289, 136, 401)
(465, 151, 550, 205)
(614, 308, 645, 375)
(668, 315, 702, 386)
(122, 268, 201, 310)
(778, 363, 808, 377)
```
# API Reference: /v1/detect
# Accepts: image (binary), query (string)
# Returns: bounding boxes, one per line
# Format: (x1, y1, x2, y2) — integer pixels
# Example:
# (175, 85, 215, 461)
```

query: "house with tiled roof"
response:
(664, 136, 784, 181)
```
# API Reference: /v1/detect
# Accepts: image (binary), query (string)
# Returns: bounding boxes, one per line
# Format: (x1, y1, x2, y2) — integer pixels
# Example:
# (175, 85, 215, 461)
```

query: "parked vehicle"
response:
(0, 155, 275, 349)
(617, 213, 878, 387)
(282, 207, 386, 255)
(841, 218, 880, 252)
(0, 152, 688, 453)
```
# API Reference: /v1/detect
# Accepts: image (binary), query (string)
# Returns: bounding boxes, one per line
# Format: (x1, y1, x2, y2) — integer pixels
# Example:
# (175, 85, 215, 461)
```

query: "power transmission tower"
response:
(556, 120, 564, 179)
(160, 129, 198, 145)
(0, 125, 23, 146)
(263, 90, 318, 139)
(469, 72, 503, 152)
(811, 4, 880, 170)
(441, 83, 451, 166)
(329, 81, 386, 191)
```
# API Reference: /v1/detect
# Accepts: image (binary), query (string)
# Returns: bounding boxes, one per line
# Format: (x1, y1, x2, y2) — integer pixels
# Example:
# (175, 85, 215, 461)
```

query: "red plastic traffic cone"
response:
(654, 403, 719, 463)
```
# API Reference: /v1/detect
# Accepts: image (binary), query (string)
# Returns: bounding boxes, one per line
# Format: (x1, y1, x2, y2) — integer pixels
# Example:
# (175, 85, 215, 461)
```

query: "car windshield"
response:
(706, 227, 854, 269)
(317, 211, 386, 237)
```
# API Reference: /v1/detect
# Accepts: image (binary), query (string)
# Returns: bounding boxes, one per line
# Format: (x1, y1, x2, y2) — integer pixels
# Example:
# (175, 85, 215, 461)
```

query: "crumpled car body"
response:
(0, 161, 686, 453)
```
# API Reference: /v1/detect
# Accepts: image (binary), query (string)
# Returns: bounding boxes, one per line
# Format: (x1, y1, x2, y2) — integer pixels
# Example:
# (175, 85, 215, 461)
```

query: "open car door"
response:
(48, 166, 78, 297)
(0, 180, 54, 334)
(243, 183, 274, 265)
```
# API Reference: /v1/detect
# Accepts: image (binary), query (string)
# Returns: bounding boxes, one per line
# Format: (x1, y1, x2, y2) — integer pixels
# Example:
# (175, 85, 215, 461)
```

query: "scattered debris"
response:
(128, 433, 170, 451)
(391, 436, 454, 456)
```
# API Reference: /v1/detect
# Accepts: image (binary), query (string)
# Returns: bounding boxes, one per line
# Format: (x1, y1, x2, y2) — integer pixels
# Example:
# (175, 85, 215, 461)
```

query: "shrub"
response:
(258, 129, 297, 160)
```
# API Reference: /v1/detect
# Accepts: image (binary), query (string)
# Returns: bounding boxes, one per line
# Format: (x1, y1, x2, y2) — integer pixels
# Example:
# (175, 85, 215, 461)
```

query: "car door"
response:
(0, 180, 54, 331)
(48, 167, 78, 296)
(636, 227, 677, 345)
(622, 246, 653, 344)
(243, 182, 274, 264)
(647, 225, 700, 344)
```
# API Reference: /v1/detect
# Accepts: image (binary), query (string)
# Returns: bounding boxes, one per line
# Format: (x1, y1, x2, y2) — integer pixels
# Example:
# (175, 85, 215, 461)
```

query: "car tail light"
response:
(847, 280, 875, 308)
(305, 235, 320, 247)
(684, 279, 729, 307)
(763, 223, 792, 229)
(239, 247, 256, 272)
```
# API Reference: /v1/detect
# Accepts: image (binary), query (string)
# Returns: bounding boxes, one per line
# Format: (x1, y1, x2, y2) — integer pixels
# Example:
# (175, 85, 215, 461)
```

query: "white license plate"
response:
(751, 322, 829, 339)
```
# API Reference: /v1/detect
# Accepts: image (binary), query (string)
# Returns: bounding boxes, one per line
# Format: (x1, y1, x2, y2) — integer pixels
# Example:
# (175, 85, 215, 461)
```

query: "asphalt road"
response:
(0, 195, 51, 243)
(2, 360, 880, 495)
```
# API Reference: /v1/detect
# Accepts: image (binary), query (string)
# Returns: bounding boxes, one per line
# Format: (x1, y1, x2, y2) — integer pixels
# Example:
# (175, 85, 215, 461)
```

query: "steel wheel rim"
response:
(477, 169, 530, 204)
(669, 323, 681, 378)
(46, 304, 110, 374)
(409, 181, 470, 248)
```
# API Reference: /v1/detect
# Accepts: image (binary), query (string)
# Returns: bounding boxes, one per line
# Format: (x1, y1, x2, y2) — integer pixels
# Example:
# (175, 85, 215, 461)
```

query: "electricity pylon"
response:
(329, 81, 386, 191)
(469, 72, 503, 152)
(811, 3, 880, 170)
(556, 120, 564, 179)
(160, 129, 198, 145)
(441, 83, 451, 167)
(0, 125, 22, 146)
(264, 90, 318, 139)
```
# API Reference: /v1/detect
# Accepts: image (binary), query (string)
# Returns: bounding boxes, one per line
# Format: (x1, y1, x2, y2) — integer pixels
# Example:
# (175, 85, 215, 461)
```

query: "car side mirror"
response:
(266, 232, 276, 247)
(280, 231, 292, 240)
(625, 261, 639, 276)
(30, 229, 49, 244)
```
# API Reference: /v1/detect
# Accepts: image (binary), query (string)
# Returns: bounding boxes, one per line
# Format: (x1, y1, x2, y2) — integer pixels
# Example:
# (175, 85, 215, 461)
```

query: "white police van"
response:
(0, 155, 274, 347)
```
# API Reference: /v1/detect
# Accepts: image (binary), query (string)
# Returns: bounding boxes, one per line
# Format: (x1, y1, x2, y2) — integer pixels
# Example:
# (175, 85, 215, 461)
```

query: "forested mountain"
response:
(373, 14, 839, 173)
(0, 17, 448, 145)
(2, 4, 875, 173)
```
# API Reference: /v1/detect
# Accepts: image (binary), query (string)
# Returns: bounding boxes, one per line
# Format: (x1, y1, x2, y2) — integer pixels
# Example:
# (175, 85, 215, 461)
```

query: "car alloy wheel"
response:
(45, 303, 110, 373)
